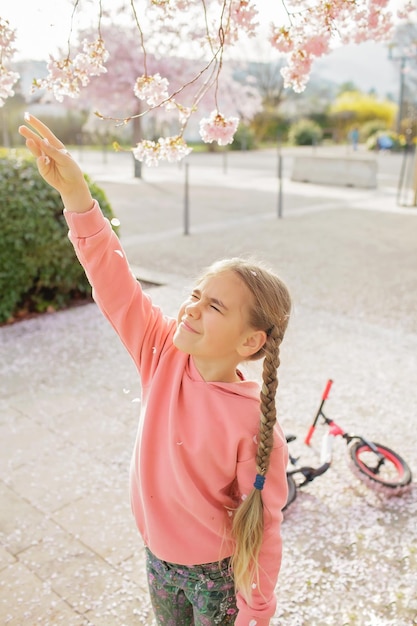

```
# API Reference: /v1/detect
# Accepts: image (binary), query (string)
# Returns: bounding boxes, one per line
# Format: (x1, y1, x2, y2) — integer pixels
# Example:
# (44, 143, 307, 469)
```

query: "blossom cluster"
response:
(0, 18, 19, 107)
(132, 135, 192, 166)
(131, 107, 241, 167)
(199, 110, 239, 146)
(270, 0, 408, 92)
(33, 38, 109, 102)
(133, 73, 169, 107)
(226, 0, 259, 43)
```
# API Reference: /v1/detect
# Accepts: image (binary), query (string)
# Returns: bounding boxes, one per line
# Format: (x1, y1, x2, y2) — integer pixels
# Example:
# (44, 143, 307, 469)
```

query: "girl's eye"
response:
(210, 305, 221, 312)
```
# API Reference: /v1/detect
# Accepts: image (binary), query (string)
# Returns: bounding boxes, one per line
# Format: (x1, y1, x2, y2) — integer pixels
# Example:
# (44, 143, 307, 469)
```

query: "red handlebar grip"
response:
(322, 379, 333, 400)
(304, 425, 315, 446)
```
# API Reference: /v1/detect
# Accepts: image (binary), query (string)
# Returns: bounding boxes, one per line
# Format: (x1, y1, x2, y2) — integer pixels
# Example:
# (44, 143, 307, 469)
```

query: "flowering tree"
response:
(329, 90, 397, 137)
(70, 24, 262, 168)
(1, 0, 416, 164)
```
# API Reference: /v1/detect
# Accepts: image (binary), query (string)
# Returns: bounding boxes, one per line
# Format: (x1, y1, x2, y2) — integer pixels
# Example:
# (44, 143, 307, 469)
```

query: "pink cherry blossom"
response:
(397, 1, 416, 19)
(133, 73, 170, 107)
(227, 0, 259, 42)
(159, 135, 192, 162)
(32, 38, 109, 102)
(0, 66, 19, 106)
(199, 110, 239, 146)
(303, 34, 331, 58)
(280, 51, 313, 93)
(132, 135, 192, 166)
(0, 18, 19, 107)
(132, 139, 161, 167)
(176, 103, 193, 125)
(371, 0, 390, 7)
(270, 26, 294, 54)
(0, 17, 16, 54)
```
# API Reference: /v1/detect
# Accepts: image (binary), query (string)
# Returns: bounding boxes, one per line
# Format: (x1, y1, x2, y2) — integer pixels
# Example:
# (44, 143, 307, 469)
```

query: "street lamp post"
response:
(397, 56, 406, 135)
(388, 40, 417, 207)
(388, 41, 417, 134)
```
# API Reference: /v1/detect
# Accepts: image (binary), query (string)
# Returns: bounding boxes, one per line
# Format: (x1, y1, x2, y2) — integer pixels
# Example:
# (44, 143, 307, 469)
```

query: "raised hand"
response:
(18, 113, 94, 214)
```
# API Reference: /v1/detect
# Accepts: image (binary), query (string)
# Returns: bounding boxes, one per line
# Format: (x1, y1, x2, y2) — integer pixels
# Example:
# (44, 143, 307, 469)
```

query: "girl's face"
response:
(173, 270, 265, 382)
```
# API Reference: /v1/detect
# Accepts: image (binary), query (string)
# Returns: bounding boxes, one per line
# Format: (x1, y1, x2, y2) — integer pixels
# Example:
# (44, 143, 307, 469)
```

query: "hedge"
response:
(288, 118, 323, 146)
(0, 155, 118, 324)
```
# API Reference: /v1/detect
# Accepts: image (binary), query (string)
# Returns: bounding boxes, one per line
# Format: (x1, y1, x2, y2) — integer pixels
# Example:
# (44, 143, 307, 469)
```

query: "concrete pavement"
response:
(1, 146, 417, 626)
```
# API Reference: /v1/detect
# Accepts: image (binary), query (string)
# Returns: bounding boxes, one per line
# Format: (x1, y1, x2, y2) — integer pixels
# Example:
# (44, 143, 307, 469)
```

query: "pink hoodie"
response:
(64, 201, 288, 626)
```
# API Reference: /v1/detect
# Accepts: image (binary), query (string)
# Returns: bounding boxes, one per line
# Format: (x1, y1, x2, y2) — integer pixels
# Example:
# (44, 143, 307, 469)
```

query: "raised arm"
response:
(18, 113, 93, 214)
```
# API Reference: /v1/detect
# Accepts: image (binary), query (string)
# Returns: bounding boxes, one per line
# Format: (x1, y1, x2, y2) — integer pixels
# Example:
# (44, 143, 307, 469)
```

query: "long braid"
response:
(257, 328, 281, 477)
(196, 257, 291, 602)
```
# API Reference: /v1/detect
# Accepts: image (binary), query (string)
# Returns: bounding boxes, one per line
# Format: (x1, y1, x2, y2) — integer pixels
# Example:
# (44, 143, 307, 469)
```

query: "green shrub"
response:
(0, 155, 118, 324)
(360, 119, 389, 141)
(288, 118, 323, 146)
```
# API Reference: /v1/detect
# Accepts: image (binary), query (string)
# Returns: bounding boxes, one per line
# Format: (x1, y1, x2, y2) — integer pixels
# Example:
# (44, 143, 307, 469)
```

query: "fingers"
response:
(19, 115, 74, 167)
(22, 112, 66, 150)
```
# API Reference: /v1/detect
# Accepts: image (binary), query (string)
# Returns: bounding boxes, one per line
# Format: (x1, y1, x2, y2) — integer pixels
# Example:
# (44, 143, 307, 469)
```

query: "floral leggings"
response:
(145, 547, 238, 625)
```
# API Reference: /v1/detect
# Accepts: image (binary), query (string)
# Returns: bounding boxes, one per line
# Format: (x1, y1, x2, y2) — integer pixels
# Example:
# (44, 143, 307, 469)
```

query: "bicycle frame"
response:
(287, 379, 386, 486)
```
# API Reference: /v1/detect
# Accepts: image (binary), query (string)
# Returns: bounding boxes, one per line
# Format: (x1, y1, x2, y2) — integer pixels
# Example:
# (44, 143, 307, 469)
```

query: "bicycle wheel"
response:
(283, 474, 297, 511)
(348, 441, 412, 494)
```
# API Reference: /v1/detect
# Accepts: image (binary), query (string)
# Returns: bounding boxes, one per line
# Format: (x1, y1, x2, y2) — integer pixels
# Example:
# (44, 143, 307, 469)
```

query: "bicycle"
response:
(284, 379, 412, 510)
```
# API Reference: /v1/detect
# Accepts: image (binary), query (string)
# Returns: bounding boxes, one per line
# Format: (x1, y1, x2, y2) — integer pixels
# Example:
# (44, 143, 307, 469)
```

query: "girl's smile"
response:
(179, 318, 199, 334)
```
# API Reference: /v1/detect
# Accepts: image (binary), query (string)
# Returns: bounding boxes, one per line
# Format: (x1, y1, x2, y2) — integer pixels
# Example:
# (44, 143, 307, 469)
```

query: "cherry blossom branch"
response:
(201, 0, 217, 57)
(67, 0, 82, 57)
(129, 0, 148, 75)
(96, 36, 224, 125)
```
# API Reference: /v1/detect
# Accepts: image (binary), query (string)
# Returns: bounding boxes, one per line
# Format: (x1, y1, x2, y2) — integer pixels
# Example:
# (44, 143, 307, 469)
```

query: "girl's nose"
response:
(185, 300, 200, 318)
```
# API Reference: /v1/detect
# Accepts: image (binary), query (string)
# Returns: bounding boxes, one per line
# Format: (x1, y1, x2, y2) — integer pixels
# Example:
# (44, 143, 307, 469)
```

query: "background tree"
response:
(329, 90, 397, 140)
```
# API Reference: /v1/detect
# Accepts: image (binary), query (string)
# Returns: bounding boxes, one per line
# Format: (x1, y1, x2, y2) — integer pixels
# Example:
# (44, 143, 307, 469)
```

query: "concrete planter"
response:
(291, 154, 378, 188)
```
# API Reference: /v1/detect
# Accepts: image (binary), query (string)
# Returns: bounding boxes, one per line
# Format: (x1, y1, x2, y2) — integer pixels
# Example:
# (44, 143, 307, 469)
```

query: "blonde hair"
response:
(199, 257, 291, 601)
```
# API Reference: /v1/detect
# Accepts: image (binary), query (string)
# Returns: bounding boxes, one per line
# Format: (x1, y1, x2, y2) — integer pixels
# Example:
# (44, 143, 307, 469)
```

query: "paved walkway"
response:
(1, 147, 417, 626)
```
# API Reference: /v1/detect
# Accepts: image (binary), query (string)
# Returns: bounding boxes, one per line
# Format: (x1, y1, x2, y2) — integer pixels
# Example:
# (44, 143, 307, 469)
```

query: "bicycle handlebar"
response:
(322, 379, 333, 400)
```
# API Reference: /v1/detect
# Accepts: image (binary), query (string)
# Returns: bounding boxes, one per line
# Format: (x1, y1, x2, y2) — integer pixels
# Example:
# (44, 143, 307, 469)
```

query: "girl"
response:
(19, 114, 291, 626)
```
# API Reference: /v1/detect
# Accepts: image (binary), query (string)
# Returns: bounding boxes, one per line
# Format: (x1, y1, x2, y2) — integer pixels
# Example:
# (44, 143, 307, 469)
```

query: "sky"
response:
(1, 0, 406, 62)
(0, 0, 400, 98)
(2, 0, 97, 60)
(3, 0, 283, 61)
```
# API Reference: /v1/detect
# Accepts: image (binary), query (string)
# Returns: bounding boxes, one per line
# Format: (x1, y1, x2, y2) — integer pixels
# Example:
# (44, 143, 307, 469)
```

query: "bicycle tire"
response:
(348, 441, 412, 494)
(283, 474, 297, 511)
